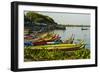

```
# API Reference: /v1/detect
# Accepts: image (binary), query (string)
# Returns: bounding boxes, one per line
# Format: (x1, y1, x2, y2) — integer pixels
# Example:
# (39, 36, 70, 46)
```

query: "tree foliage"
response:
(24, 11, 57, 25)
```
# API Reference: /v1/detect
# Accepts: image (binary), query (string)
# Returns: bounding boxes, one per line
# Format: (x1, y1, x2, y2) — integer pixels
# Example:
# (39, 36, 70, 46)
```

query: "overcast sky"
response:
(25, 11, 90, 25)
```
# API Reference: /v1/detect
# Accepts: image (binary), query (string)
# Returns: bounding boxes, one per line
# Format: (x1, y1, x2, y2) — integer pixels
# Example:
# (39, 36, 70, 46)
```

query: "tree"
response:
(24, 11, 57, 24)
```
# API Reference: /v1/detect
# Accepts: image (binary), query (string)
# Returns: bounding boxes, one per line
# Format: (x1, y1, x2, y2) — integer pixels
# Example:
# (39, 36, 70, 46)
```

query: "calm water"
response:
(53, 27, 90, 49)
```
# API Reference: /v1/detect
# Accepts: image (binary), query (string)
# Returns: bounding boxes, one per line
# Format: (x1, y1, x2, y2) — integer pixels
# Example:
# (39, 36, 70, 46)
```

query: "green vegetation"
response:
(24, 11, 57, 25)
(24, 11, 66, 30)
(24, 46, 90, 61)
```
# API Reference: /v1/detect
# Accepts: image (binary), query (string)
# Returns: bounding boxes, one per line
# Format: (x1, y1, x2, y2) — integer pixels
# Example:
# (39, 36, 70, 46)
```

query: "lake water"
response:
(53, 27, 90, 49)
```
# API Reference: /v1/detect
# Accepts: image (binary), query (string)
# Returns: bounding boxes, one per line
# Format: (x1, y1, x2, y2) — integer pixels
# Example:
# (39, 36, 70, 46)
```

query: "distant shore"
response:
(58, 24, 90, 27)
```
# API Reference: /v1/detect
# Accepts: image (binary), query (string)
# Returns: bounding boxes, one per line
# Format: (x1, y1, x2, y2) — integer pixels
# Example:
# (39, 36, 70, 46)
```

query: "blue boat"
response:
(24, 41, 33, 46)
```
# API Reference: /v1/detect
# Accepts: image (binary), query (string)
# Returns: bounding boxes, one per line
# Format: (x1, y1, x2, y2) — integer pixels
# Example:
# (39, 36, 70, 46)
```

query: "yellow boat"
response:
(33, 33, 59, 42)
(30, 41, 85, 51)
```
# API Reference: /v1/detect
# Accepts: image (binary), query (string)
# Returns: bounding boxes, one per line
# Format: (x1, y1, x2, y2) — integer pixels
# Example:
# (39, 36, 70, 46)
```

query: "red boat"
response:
(32, 34, 61, 46)
(33, 41, 47, 46)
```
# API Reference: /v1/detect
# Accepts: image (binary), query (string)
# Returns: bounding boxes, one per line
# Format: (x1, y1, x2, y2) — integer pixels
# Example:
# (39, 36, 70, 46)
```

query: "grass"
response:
(24, 46, 90, 62)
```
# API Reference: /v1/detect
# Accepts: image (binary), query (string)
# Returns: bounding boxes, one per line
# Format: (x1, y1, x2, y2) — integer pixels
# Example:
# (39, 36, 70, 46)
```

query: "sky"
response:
(25, 11, 90, 25)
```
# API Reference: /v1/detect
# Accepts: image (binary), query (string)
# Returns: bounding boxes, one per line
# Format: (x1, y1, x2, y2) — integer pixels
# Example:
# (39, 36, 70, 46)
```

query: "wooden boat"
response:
(32, 34, 60, 45)
(30, 41, 85, 51)
(33, 41, 62, 46)
(40, 33, 53, 38)
(33, 41, 47, 45)
(24, 41, 33, 46)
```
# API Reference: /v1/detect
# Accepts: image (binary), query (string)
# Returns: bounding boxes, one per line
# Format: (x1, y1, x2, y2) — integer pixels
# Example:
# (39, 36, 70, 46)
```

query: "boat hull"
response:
(30, 43, 84, 51)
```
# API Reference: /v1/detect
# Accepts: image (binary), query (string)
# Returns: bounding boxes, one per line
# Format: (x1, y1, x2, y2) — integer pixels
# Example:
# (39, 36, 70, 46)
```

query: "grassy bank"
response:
(24, 46, 90, 62)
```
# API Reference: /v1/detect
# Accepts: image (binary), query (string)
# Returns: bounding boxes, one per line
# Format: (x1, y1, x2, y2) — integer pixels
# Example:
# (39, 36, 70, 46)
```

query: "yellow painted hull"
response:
(30, 43, 83, 50)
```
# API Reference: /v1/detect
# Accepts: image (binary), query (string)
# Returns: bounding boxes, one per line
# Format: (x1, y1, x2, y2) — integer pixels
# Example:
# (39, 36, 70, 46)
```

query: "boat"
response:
(24, 41, 33, 46)
(33, 40, 62, 46)
(32, 34, 61, 45)
(30, 41, 85, 51)
(81, 27, 88, 30)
